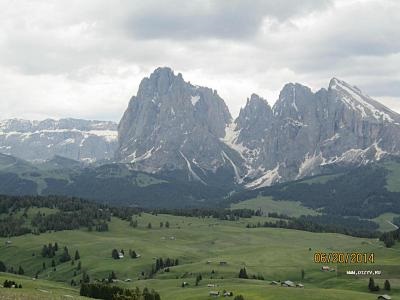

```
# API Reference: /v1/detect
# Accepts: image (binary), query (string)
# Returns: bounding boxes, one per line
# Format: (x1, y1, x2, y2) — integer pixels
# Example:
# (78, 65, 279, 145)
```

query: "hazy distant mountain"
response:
(117, 68, 400, 188)
(0, 118, 118, 163)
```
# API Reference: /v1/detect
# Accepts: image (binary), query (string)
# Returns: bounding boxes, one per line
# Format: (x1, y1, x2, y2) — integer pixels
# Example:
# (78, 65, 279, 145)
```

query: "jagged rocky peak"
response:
(272, 82, 317, 120)
(235, 93, 272, 145)
(117, 67, 236, 179)
(220, 77, 400, 189)
(328, 77, 400, 123)
(137, 67, 184, 98)
(237, 94, 271, 121)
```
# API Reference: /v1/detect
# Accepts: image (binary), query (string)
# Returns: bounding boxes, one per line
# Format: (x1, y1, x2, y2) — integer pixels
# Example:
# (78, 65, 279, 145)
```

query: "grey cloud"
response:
(0, 0, 400, 121)
(122, 0, 332, 40)
(360, 80, 400, 98)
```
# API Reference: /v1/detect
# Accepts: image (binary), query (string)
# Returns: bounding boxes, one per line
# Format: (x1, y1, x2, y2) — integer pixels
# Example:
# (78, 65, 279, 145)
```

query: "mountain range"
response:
(116, 67, 400, 188)
(0, 118, 117, 163)
(2, 67, 400, 189)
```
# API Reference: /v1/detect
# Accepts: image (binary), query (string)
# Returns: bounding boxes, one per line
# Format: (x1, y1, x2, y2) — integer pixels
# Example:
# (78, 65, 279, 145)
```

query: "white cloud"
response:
(0, 0, 399, 121)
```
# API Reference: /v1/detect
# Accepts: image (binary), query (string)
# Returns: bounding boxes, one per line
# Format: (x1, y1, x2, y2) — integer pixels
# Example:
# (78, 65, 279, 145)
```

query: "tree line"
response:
(246, 214, 380, 238)
(150, 257, 179, 277)
(80, 284, 161, 300)
(151, 208, 261, 220)
(379, 228, 400, 247)
(0, 195, 120, 236)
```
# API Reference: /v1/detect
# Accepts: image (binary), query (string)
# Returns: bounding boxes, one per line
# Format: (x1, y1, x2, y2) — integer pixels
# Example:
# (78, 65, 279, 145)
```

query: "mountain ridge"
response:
(0, 118, 118, 163)
(117, 67, 400, 188)
(1, 67, 400, 190)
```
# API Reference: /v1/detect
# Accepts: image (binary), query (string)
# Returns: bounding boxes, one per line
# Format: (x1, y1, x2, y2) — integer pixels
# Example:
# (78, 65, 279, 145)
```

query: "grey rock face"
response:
(117, 67, 238, 179)
(0, 118, 118, 163)
(117, 68, 400, 188)
(233, 78, 400, 188)
(4, 66, 394, 190)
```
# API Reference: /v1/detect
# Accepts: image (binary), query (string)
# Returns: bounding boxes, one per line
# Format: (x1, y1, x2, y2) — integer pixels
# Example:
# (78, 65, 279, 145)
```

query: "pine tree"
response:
(147, 222, 152, 229)
(165, 221, 170, 228)
(18, 265, 24, 275)
(238, 268, 248, 279)
(112, 249, 120, 259)
(195, 274, 202, 286)
(384, 280, 391, 291)
(108, 270, 117, 282)
(301, 269, 305, 280)
(82, 271, 90, 283)
(54, 242, 58, 251)
(41, 245, 48, 257)
(60, 246, 71, 263)
(74, 250, 80, 260)
(368, 277, 374, 291)
(131, 219, 138, 228)
(77, 261, 81, 271)
(384, 234, 395, 248)
(0, 261, 6, 272)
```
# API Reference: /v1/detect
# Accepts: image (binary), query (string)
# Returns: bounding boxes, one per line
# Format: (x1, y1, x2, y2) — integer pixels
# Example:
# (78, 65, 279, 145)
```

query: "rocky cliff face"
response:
(0, 118, 118, 163)
(5, 67, 397, 189)
(232, 78, 400, 188)
(117, 68, 400, 188)
(116, 67, 243, 184)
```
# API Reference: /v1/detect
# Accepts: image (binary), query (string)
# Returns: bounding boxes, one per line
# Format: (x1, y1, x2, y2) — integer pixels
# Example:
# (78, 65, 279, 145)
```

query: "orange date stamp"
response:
(313, 252, 375, 264)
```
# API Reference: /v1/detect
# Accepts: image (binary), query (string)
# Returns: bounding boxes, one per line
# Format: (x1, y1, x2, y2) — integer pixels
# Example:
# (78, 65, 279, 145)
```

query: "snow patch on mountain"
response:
(221, 151, 243, 183)
(297, 152, 325, 179)
(179, 151, 206, 185)
(191, 95, 200, 106)
(245, 164, 281, 189)
(221, 122, 248, 160)
(331, 78, 394, 122)
(0, 118, 118, 162)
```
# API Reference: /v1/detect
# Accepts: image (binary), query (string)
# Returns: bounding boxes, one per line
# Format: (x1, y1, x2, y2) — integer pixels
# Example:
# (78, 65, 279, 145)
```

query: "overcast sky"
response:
(1, 0, 399, 121)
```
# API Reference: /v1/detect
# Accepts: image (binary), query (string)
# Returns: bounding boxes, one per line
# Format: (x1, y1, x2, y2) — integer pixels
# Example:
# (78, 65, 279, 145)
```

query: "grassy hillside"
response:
(1, 213, 399, 299)
(231, 196, 319, 217)
(372, 213, 400, 232)
(0, 272, 88, 299)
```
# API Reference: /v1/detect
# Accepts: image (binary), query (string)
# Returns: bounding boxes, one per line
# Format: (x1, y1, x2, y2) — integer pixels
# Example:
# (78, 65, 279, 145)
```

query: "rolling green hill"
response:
(1, 206, 399, 300)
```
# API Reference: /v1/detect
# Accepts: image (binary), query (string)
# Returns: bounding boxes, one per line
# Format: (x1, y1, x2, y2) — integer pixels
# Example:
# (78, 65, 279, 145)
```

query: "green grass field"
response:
(1, 213, 399, 299)
(231, 196, 319, 217)
(372, 213, 400, 232)
(232, 195, 399, 232)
